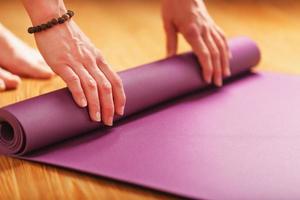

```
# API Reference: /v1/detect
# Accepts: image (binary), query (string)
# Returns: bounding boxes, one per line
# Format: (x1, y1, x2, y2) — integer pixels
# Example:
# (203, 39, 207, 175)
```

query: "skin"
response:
(1, 0, 229, 125)
(0, 23, 54, 91)
(162, 0, 231, 86)
(21, 0, 126, 126)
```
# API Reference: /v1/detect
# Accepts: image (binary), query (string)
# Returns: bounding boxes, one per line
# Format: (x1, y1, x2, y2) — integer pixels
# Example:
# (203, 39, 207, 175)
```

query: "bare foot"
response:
(0, 23, 54, 90)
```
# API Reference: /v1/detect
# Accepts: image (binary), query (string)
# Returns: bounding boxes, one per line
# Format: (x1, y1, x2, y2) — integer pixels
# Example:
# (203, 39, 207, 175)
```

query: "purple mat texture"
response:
(3, 36, 298, 199)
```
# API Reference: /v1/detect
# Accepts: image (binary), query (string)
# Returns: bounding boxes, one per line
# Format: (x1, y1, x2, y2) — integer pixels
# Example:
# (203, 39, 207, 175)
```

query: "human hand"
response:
(33, 20, 125, 126)
(162, 0, 231, 86)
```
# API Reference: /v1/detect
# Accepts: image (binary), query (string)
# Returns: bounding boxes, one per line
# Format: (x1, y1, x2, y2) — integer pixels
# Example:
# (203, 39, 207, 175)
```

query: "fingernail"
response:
(205, 77, 212, 84)
(216, 78, 223, 87)
(106, 116, 113, 126)
(80, 98, 87, 107)
(119, 106, 125, 116)
(95, 112, 101, 122)
(225, 68, 231, 77)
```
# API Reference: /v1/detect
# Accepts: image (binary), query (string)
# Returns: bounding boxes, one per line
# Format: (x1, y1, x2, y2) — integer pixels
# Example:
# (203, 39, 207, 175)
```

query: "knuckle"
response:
(86, 78, 97, 89)
(200, 50, 210, 58)
(100, 81, 112, 94)
(184, 24, 199, 39)
(96, 55, 108, 66)
(199, 23, 210, 34)
(202, 23, 209, 30)
(98, 60, 110, 70)
(83, 56, 95, 66)
(112, 76, 123, 89)
(66, 74, 80, 84)
(73, 90, 83, 97)
(211, 50, 220, 59)
(95, 49, 103, 58)
(57, 54, 72, 63)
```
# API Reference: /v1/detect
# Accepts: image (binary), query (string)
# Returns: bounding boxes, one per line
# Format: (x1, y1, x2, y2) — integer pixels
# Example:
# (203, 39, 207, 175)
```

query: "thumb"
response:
(164, 22, 178, 57)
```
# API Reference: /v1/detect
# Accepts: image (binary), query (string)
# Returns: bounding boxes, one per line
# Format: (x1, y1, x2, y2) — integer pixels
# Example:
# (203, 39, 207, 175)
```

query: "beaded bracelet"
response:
(27, 10, 74, 34)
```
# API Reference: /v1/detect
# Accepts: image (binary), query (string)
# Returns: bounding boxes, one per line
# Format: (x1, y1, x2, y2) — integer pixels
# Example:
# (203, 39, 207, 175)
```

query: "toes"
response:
(11, 58, 54, 79)
(0, 79, 5, 91)
(31, 49, 54, 78)
(0, 68, 21, 90)
(0, 45, 54, 79)
(37, 60, 55, 78)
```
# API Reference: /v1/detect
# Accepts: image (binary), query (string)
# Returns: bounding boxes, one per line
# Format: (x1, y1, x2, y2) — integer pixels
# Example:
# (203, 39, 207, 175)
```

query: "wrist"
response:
(22, 0, 67, 26)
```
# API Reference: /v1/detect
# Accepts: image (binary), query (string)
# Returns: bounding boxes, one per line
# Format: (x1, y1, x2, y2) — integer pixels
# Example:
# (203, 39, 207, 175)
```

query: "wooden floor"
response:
(0, 0, 299, 199)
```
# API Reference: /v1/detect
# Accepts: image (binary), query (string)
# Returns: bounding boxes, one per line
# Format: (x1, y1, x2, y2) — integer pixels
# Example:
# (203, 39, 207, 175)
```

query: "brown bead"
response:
(51, 18, 58, 25)
(62, 14, 69, 21)
(41, 24, 48, 30)
(32, 26, 38, 33)
(67, 10, 74, 18)
(27, 11, 75, 35)
(58, 17, 65, 24)
(27, 27, 35, 34)
(46, 22, 53, 28)
(36, 25, 42, 32)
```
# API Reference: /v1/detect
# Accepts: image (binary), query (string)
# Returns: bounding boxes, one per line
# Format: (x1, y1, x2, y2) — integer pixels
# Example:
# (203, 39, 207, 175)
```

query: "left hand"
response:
(161, 0, 231, 87)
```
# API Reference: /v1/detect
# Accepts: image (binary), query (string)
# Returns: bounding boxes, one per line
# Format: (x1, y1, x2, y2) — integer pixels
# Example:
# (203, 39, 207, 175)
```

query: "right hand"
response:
(34, 21, 126, 126)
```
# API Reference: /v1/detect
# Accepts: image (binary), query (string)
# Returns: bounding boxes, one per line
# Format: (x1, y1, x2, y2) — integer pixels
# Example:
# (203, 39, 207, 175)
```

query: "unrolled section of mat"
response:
(24, 72, 300, 200)
(0, 37, 268, 199)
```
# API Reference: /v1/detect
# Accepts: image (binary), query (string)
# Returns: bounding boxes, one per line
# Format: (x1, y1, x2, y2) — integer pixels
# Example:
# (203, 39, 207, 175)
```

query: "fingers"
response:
(182, 24, 213, 84)
(203, 28, 223, 87)
(85, 61, 115, 126)
(211, 30, 231, 77)
(97, 57, 126, 117)
(182, 24, 230, 87)
(0, 68, 21, 90)
(71, 65, 101, 123)
(216, 26, 232, 58)
(56, 66, 87, 108)
(55, 56, 124, 127)
(164, 22, 178, 57)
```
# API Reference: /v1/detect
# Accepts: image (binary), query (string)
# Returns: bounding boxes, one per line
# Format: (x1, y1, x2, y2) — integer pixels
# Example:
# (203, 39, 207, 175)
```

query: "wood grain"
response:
(1, 0, 299, 199)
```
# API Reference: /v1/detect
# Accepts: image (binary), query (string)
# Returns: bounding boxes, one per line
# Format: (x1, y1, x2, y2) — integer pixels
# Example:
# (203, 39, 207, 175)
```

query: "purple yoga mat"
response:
(3, 37, 298, 199)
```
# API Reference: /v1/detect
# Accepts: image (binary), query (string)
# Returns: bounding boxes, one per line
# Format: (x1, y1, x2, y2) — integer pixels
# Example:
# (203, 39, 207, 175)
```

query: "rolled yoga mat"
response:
(0, 37, 259, 155)
(2, 37, 300, 199)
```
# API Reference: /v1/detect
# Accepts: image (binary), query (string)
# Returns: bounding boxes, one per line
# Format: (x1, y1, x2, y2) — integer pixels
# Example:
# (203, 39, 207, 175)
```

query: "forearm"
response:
(21, 0, 67, 25)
